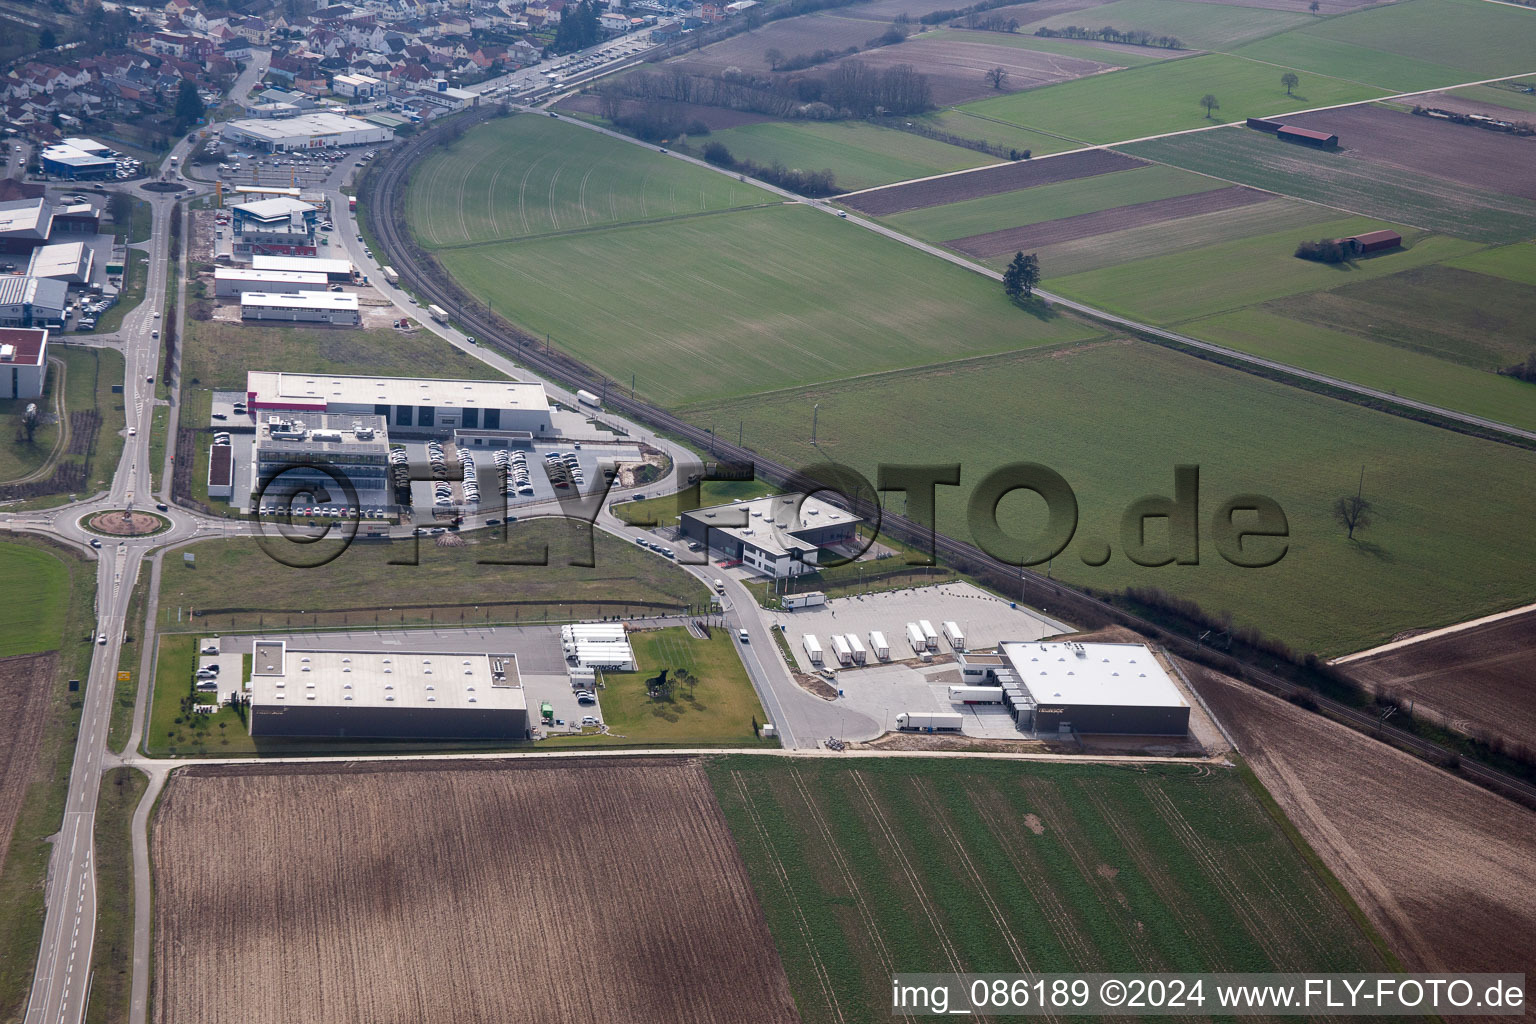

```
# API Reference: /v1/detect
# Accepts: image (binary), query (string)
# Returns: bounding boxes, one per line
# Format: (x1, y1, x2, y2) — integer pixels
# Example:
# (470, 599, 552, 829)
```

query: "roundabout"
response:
(81, 508, 171, 537)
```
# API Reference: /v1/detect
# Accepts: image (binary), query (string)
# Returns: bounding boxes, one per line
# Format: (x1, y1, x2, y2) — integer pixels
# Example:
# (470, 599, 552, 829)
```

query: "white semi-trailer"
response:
(895, 711, 964, 732)
(948, 685, 1004, 705)
(576, 389, 601, 408)
(918, 620, 939, 651)
(782, 591, 827, 610)
(942, 621, 966, 652)
(845, 633, 867, 664)
(869, 631, 890, 661)
(802, 634, 823, 665)
(831, 633, 854, 666)
(906, 622, 926, 653)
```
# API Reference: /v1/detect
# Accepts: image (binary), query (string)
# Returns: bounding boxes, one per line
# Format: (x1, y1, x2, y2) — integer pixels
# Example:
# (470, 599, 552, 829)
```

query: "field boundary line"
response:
(428, 201, 786, 253)
(1330, 601, 1536, 664)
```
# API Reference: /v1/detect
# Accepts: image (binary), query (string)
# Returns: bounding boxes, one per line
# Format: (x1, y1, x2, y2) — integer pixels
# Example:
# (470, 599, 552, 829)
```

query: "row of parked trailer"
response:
(802, 630, 891, 667)
(905, 619, 966, 654)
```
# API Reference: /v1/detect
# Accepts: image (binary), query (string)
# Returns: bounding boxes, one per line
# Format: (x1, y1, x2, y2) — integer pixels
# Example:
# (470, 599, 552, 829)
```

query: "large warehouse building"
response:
(241, 290, 359, 325)
(220, 112, 394, 153)
(245, 371, 553, 437)
(250, 254, 354, 281)
(26, 241, 93, 284)
(0, 327, 48, 399)
(0, 198, 52, 255)
(247, 640, 529, 739)
(678, 493, 862, 578)
(40, 139, 117, 180)
(215, 267, 328, 296)
(962, 641, 1190, 736)
(0, 276, 67, 328)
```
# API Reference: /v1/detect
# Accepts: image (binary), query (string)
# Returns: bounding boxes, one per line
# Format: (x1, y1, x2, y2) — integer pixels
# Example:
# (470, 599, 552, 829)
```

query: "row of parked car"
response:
(255, 504, 392, 519)
(544, 449, 585, 490)
(495, 449, 537, 496)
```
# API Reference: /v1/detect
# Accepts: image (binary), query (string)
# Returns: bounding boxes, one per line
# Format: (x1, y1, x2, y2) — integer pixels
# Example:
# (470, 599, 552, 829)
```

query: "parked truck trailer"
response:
(942, 620, 966, 652)
(868, 631, 890, 661)
(948, 685, 1004, 705)
(380, 265, 399, 285)
(802, 634, 823, 665)
(906, 622, 926, 653)
(918, 620, 939, 651)
(831, 633, 853, 667)
(845, 633, 867, 664)
(576, 389, 601, 408)
(782, 591, 827, 610)
(895, 711, 964, 733)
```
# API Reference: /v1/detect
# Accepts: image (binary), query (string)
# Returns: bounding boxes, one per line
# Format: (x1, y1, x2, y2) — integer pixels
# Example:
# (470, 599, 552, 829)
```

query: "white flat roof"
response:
(684, 493, 861, 558)
(26, 242, 90, 279)
(251, 254, 352, 275)
(241, 290, 359, 310)
(1000, 642, 1188, 709)
(41, 144, 115, 167)
(224, 112, 386, 142)
(0, 198, 49, 237)
(247, 370, 549, 411)
(216, 267, 328, 285)
(234, 197, 314, 220)
(249, 641, 526, 712)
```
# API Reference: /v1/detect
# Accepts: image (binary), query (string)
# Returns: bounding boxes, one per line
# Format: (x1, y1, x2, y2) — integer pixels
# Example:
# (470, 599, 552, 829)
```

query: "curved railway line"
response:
(363, 107, 1536, 809)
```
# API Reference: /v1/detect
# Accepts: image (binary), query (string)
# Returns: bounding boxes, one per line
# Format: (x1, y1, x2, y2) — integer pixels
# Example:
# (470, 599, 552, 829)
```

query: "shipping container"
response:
(948, 685, 1004, 704)
(895, 711, 963, 733)
(868, 631, 890, 661)
(802, 634, 823, 665)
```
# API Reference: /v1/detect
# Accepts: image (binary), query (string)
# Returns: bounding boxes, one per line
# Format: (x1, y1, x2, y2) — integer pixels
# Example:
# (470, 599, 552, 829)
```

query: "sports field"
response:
(437, 205, 1101, 406)
(960, 53, 1388, 144)
(704, 120, 997, 192)
(1121, 127, 1536, 244)
(708, 757, 1390, 1024)
(1032, 0, 1312, 49)
(0, 543, 70, 657)
(679, 341, 1536, 656)
(405, 115, 772, 249)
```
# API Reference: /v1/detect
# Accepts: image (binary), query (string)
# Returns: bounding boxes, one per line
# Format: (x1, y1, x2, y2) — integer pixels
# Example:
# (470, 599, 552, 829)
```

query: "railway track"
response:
(364, 109, 1536, 809)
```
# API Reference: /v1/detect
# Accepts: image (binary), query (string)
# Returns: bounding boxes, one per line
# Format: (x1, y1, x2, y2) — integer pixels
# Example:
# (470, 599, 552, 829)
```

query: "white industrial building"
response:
(0, 327, 48, 399)
(220, 112, 394, 153)
(241, 290, 360, 325)
(253, 412, 391, 510)
(678, 494, 862, 578)
(26, 241, 94, 284)
(0, 198, 52, 254)
(247, 640, 529, 739)
(245, 371, 553, 437)
(250, 254, 354, 281)
(0, 276, 67, 328)
(215, 267, 329, 297)
(560, 623, 637, 671)
(332, 73, 384, 99)
(40, 139, 116, 180)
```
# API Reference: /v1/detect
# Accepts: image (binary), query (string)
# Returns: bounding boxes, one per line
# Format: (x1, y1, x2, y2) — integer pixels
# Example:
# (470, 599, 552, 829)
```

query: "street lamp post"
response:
(811, 403, 820, 446)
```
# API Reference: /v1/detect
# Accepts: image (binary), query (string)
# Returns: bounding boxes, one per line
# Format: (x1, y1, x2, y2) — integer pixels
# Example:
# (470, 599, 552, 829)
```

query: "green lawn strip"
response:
(0, 539, 96, 1021)
(0, 371, 61, 483)
(54, 346, 127, 498)
(147, 404, 170, 496)
(127, 196, 152, 245)
(613, 478, 781, 528)
(704, 120, 998, 192)
(880, 162, 1224, 244)
(91, 250, 150, 336)
(436, 204, 1100, 407)
(544, 627, 775, 747)
(83, 767, 148, 1024)
(109, 566, 155, 754)
(680, 341, 1536, 656)
(1443, 242, 1536, 287)
(1027, 0, 1312, 50)
(959, 53, 1388, 145)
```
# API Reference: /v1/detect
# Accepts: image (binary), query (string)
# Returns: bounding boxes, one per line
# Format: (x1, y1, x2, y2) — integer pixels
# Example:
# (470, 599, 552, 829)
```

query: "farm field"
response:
(1043, 217, 1478, 323)
(1120, 127, 1536, 244)
(664, 11, 898, 75)
(1340, 611, 1536, 754)
(678, 341, 1536, 656)
(1188, 662, 1536, 978)
(151, 759, 799, 1024)
(959, 53, 1388, 144)
(1447, 82, 1536, 115)
(404, 114, 771, 249)
(435, 205, 1101, 407)
(0, 542, 72, 657)
(841, 148, 1144, 214)
(1230, 33, 1469, 94)
(704, 120, 998, 192)
(156, 523, 710, 635)
(1032, 0, 1313, 48)
(547, 628, 776, 748)
(922, 27, 1169, 68)
(914, 109, 1089, 157)
(1445, 242, 1536, 287)
(707, 756, 1390, 1023)
(879, 162, 1219, 244)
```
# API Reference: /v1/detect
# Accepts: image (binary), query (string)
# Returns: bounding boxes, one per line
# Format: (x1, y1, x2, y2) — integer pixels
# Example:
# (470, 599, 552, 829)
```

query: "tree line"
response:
(1035, 25, 1184, 48)
(599, 60, 933, 120)
(701, 140, 838, 196)
(551, 0, 602, 55)
(765, 22, 909, 72)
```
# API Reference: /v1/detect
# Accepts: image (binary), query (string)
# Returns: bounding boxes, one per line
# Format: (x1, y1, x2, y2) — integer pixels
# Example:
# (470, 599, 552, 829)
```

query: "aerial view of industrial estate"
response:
(0, 0, 1534, 1020)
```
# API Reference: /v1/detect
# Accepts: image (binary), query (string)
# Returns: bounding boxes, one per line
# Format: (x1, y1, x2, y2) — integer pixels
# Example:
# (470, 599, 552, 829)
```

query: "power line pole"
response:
(811, 403, 819, 446)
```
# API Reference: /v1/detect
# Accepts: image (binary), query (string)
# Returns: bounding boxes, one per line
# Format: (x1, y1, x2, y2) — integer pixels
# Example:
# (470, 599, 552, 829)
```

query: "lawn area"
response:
(0, 364, 61, 484)
(913, 110, 1083, 158)
(613, 477, 780, 528)
(180, 319, 505, 391)
(704, 120, 998, 192)
(546, 628, 776, 748)
(437, 204, 1102, 407)
(1033, 0, 1312, 49)
(54, 346, 127, 498)
(880, 163, 1222, 244)
(1120, 127, 1536, 244)
(404, 113, 773, 249)
(0, 542, 72, 657)
(1445, 243, 1536, 287)
(1231, 33, 1470, 93)
(959, 53, 1388, 144)
(91, 250, 149, 336)
(84, 767, 147, 1024)
(707, 757, 1390, 1024)
(156, 520, 711, 634)
(678, 341, 1536, 656)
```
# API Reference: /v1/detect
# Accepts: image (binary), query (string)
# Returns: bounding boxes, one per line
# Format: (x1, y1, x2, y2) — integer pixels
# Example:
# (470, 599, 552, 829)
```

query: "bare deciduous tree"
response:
(1332, 494, 1374, 540)
(984, 66, 1009, 89)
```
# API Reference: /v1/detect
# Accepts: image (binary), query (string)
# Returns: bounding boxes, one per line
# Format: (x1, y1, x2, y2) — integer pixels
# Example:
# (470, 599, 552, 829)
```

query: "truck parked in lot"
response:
(948, 686, 1004, 704)
(906, 622, 926, 654)
(868, 631, 890, 661)
(781, 591, 826, 610)
(895, 711, 964, 733)
(831, 633, 853, 667)
(802, 634, 823, 665)
(942, 620, 966, 652)
(918, 620, 939, 651)
(845, 633, 867, 664)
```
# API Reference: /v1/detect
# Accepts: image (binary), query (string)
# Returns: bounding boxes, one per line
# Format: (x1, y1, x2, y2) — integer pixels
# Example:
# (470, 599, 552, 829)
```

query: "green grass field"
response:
(704, 120, 997, 192)
(880, 163, 1224, 244)
(1445, 243, 1536, 286)
(708, 757, 1389, 1023)
(679, 342, 1536, 656)
(1450, 82, 1536, 114)
(436, 204, 1101, 406)
(1231, 33, 1470, 94)
(84, 767, 147, 1024)
(1, 347, 125, 494)
(960, 53, 1388, 144)
(0, 542, 71, 656)
(913, 110, 1083, 159)
(546, 628, 776, 748)
(924, 28, 1169, 67)
(405, 114, 773, 249)
(1120, 127, 1536, 244)
(1032, 0, 1311, 49)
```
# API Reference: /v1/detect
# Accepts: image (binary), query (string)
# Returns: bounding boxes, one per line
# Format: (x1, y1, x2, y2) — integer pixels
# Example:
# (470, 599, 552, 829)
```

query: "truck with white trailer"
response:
(868, 631, 890, 661)
(576, 389, 601, 408)
(427, 303, 449, 323)
(918, 620, 939, 651)
(831, 633, 853, 667)
(948, 685, 1004, 705)
(906, 622, 926, 654)
(380, 265, 399, 285)
(895, 711, 964, 733)
(845, 633, 867, 664)
(942, 621, 966, 652)
(781, 591, 827, 610)
(802, 634, 823, 665)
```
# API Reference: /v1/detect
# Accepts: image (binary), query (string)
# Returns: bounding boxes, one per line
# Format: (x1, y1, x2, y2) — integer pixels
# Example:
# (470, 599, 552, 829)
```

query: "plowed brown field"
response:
(1187, 664, 1536, 1001)
(151, 758, 799, 1024)
(0, 652, 56, 878)
(841, 148, 1143, 213)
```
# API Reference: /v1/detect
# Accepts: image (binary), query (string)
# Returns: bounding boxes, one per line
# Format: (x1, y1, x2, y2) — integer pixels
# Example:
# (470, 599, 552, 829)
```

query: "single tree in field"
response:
(1332, 494, 1374, 540)
(985, 66, 1009, 90)
(22, 402, 38, 442)
(1281, 71, 1299, 96)
(765, 47, 784, 70)
(1002, 251, 1040, 300)
(1200, 93, 1220, 119)
(1309, 0, 1321, 12)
